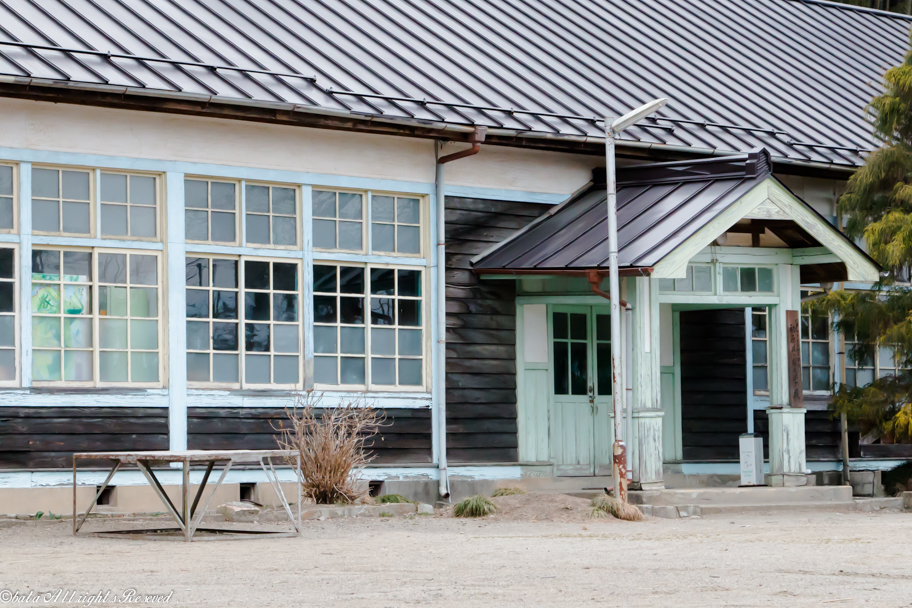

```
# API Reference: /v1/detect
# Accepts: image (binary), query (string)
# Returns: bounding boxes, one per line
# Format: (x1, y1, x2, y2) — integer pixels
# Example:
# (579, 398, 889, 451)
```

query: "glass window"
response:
(313, 190, 363, 251)
(186, 256, 301, 387)
(185, 179, 237, 244)
(245, 184, 298, 247)
(0, 247, 15, 382)
(721, 266, 774, 293)
(876, 345, 909, 379)
(31, 167, 91, 235)
(314, 263, 424, 389)
(658, 265, 712, 293)
(31, 248, 161, 385)
(0, 164, 14, 231)
(371, 195, 421, 255)
(801, 313, 830, 391)
(100, 173, 158, 239)
(751, 308, 768, 393)
(844, 336, 874, 388)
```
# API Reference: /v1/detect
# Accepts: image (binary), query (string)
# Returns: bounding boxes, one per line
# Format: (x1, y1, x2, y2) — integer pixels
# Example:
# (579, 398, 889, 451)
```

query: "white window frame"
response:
(186, 253, 304, 390)
(30, 246, 164, 388)
(313, 261, 428, 392)
(244, 182, 301, 250)
(99, 170, 162, 242)
(30, 165, 95, 237)
(184, 177, 241, 246)
(658, 264, 713, 293)
(751, 307, 769, 395)
(801, 311, 831, 394)
(0, 161, 18, 234)
(0, 244, 19, 387)
(312, 188, 367, 253)
(721, 265, 776, 294)
(370, 192, 424, 257)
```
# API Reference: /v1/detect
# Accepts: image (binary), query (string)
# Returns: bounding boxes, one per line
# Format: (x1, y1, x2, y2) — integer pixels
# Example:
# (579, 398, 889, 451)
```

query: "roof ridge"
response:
(786, 0, 912, 21)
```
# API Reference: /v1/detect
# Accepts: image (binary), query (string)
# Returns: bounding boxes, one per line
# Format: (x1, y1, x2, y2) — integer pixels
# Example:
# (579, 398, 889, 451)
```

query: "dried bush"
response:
(452, 495, 498, 518)
(589, 495, 643, 522)
(492, 487, 526, 497)
(277, 391, 385, 505)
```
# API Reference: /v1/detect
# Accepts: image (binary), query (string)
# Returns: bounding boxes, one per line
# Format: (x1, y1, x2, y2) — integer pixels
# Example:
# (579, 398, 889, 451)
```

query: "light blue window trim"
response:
(301, 184, 314, 391)
(366, 190, 373, 253)
(31, 236, 163, 251)
(0, 234, 19, 244)
(19, 162, 31, 388)
(166, 171, 187, 450)
(94, 169, 102, 240)
(240, 179, 247, 247)
(313, 252, 427, 266)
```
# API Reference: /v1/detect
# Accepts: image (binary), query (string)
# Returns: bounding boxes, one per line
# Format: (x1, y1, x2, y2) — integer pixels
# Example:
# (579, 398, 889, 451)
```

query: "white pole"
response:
(435, 155, 449, 499)
(604, 125, 627, 503)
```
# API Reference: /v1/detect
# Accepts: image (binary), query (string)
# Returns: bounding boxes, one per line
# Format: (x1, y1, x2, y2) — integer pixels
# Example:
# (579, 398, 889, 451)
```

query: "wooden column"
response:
(631, 276, 664, 489)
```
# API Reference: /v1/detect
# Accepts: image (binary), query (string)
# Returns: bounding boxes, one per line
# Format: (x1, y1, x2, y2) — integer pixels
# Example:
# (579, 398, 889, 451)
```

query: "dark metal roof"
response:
(472, 148, 842, 272)
(0, 0, 908, 167)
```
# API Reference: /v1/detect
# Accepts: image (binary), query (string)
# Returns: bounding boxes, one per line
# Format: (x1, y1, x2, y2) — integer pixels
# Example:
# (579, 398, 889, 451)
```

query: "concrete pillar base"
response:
(767, 407, 807, 476)
(767, 474, 810, 487)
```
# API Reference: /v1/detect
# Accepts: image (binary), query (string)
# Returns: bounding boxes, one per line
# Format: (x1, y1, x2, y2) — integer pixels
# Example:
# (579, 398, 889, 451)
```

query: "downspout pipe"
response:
(435, 127, 487, 500)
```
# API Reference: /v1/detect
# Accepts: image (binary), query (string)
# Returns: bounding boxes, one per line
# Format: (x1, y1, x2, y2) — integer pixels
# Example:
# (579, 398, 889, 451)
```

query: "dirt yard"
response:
(1, 501, 911, 607)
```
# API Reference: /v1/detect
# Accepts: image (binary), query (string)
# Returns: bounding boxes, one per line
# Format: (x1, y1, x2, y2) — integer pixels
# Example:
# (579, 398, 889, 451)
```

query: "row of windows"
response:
(751, 309, 908, 394)
(0, 246, 428, 390)
(0, 163, 426, 256)
(659, 264, 775, 294)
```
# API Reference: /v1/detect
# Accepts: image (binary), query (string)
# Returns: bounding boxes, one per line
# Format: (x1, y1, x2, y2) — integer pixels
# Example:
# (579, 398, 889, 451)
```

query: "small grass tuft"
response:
(492, 487, 526, 497)
(452, 494, 498, 518)
(589, 496, 643, 522)
(379, 512, 394, 518)
(374, 494, 412, 504)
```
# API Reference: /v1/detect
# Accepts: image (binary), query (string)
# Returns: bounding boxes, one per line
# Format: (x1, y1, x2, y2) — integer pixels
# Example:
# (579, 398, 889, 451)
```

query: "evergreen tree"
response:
(820, 33, 912, 442)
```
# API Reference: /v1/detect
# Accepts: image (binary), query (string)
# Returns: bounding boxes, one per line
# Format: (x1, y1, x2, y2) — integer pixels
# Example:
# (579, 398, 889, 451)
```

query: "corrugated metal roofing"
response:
(472, 148, 869, 272)
(0, 0, 908, 167)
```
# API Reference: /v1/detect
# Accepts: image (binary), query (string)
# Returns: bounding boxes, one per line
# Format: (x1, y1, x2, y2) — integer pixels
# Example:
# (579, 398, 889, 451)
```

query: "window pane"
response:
(274, 355, 299, 384)
(722, 267, 738, 292)
(740, 267, 757, 292)
(398, 270, 421, 297)
(185, 210, 209, 241)
(99, 319, 128, 349)
(32, 284, 60, 314)
(811, 342, 829, 366)
(338, 221, 362, 250)
(675, 265, 693, 292)
(339, 193, 362, 220)
(99, 253, 127, 284)
(370, 269, 395, 295)
(693, 266, 712, 292)
(596, 315, 610, 342)
(246, 185, 269, 213)
(340, 267, 364, 294)
(33, 200, 59, 232)
(272, 187, 295, 215)
(246, 214, 270, 244)
(0, 166, 10, 195)
(131, 320, 158, 350)
(130, 287, 157, 317)
(314, 265, 336, 292)
(273, 324, 298, 353)
(99, 286, 127, 317)
(0, 316, 14, 347)
(64, 350, 92, 381)
(313, 191, 336, 218)
(314, 326, 337, 354)
(314, 356, 337, 384)
(371, 328, 395, 355)
(211, 182, 235, 210)
(130, 352, 158, 382)
(32, 168, 58, 198)
(802, 367, 810, 391)
(0, 197, 12, 230)
(0, 283, 11, 314)
(129, 255, 157, 285)
(570, 341, 588, 395)
(213, 291, 237, 319)
(801, 315, 810, 339)
(313, 219, 336, 248)
(187, 321, 209, 350)
(753, 366, 768, 391)
(245, 354, 270, 383)
(878, 345, 895, 369)
(314, 296, 337, 323)
(397, 198, 419, 224)
(372, 196, 395, 222)
(245, 261, 269, 290)
(857, 368, 874, 387)
(341, 357, 365, 384)
(101, 173, 127, 203)
(213, 259, 237, 288)
(371, 298, 394, 325)
(399, 359, 422, 386)
(372, 223, 395, 252)
(33, 350, 61, 381)
(210, 211, 235, 242)
(186, 258, 209, 287)
(371, 357, 395, 385)
(62, 171, 89, 200)
(397, 225, 420, 254)
(810, 367, 828, 391)
(811, 316, 828, 341)
(187, 353, 210, 382)
(340, 297, 363, 324)
(130, 176, 156, 206)
(130, 206, 156, 237)
(273, 263, 297, 291)
(758, 268, 773, 292)
(212, 323, 238, 350)
(752, 312, 767, 338)
(0, 249, 12, 279)
(62, 202, 90, 234)
(32, 317, 61, 347)
(752, 340, 767, 365)
(398, 329, 422, 356)
(340, 327, 364, 354)
(553, 312, 568, 340)
(100, 351, 127, 382)
(0, 350, 13, 381)
(101, 204, 128, 236)
(245, 323, 270, 351)
(185, 180, 208, 209)
(553, 341, 569, 395)
(63, 251, 91, 282)
(569, 313, 586, 340)
(64, 318, 92, 348)
(273, 216, 296, 245)
(801, 342, 809, 364)
(213, 353, 239, 383)
(245, 292, 270, 321)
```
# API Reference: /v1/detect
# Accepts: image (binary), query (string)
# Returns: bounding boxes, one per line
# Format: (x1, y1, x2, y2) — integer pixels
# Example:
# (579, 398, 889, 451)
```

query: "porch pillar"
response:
(630, 276, 664, 489)
(766, 264, 807, 486)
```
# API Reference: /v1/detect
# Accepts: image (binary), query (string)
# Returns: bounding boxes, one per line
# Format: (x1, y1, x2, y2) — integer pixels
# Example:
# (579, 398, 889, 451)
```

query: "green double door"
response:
(550, 306, 614, 476)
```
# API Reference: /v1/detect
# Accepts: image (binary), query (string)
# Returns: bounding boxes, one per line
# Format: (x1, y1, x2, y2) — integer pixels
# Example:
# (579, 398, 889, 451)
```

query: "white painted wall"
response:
(0, 98, 599, 197)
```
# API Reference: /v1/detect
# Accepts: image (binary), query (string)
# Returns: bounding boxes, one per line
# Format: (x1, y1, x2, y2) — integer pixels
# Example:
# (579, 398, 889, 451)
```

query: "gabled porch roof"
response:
(472, 149, 880, 281)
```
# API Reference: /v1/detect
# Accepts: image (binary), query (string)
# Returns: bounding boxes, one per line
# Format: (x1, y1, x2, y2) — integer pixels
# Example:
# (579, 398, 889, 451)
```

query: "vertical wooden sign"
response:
(786, 310, 803, 408)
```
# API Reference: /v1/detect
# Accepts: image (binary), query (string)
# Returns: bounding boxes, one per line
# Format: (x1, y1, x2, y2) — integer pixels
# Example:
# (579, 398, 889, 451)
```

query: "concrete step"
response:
(629, 485, 852, 507)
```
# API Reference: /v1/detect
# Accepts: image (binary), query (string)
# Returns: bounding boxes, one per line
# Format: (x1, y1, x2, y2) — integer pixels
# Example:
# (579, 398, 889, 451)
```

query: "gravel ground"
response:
(1, 508, 911, 607)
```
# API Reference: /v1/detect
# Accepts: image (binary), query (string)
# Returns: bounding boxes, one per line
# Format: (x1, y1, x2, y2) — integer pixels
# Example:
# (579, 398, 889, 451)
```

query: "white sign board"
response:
(739, 434, 765, 486)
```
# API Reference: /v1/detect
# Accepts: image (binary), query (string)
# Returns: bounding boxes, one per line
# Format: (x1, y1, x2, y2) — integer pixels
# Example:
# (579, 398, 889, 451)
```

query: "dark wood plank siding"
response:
(0, 407, 168, 469)
(445, 196, 550, 463)
(187, 408, 431, 464)
(753, 409, 860, 460)
(680, 309, 748, 460)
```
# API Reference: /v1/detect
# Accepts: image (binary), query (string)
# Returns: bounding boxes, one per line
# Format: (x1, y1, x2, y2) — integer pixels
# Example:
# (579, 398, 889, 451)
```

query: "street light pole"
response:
(605, 99, 668, 503)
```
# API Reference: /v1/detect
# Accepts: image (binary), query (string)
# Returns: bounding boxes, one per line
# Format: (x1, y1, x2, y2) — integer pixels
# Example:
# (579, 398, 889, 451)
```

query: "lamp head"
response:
(609, 98, 668, 134)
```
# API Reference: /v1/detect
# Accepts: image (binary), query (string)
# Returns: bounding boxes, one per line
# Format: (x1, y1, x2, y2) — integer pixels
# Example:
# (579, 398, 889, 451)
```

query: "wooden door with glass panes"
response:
(550, 306, 613, 476)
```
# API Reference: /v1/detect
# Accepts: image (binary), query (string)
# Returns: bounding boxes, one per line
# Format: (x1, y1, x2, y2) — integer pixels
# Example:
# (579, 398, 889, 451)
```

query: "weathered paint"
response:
(18, 162, 30, 388)
(631, 277, 664, 487)
(301, 185, 315, 391)
(166, 171, 188, 451)
(766, 407, 808, 477)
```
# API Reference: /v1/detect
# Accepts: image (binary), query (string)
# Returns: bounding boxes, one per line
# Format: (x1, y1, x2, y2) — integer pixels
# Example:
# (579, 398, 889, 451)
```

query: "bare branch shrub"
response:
(276, 391, 386, 505)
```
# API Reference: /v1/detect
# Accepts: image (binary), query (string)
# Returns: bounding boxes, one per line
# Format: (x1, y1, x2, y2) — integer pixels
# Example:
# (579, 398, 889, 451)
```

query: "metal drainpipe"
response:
(435, 128, 487, 499)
